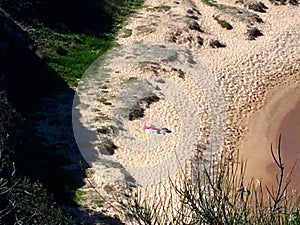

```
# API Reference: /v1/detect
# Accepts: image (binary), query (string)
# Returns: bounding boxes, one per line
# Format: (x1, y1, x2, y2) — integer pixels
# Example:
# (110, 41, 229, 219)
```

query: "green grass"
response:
(73, 189, 86, 204)
(47, 34, 112, 87)
(91, 199, 104, 207)
(26, 0, 144, 88)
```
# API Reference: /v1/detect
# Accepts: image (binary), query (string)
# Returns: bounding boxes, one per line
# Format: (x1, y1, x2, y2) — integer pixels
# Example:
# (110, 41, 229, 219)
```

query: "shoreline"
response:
(239, 84, 300, 190)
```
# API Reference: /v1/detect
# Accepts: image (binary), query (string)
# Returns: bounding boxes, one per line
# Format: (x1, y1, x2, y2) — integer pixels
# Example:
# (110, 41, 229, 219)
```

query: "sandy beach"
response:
(72, 0, 300, 220)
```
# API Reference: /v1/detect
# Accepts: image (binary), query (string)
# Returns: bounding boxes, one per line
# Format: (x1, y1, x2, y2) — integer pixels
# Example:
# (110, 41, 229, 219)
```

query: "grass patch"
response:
(202, 0, 219, 7)
(97, 126, 111, 134)
(21, 0, 145, 88)
(147, 5, 172, 12)
(29, 27, 113, 87)
(97, 97, 112, 106)
(98, 137, 117, 155)
(91, 199, 104, 207)
(47, 35, 112, 87)
(73, 189, 86, 204)
(120, 28, 133, 38)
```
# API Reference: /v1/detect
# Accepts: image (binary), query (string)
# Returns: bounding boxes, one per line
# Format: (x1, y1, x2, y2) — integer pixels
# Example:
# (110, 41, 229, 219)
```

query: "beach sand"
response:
(73, 0, 300, 222)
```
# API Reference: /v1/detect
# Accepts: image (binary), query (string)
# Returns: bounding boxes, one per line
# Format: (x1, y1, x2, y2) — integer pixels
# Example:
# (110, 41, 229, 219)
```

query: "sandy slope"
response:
(72, 0, 300, 221)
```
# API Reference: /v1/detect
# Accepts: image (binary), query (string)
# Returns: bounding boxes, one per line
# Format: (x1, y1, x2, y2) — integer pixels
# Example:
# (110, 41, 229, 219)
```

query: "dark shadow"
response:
(70, 208, 125, 225)
(0, 5, 128, 223)
(1, 0, 114, 35)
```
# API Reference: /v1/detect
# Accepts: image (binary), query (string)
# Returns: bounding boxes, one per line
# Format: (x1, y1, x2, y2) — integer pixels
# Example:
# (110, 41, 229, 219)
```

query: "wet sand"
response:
(278, 99, 300, 190)
(240, 85, 300, 191)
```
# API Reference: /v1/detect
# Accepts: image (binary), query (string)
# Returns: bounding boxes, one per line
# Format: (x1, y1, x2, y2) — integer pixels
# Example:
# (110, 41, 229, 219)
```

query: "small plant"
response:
(210, 39, 226, 48)
(97, 97, 112, 106)
(213, 15, 233, 30)
(247, 26, 263, 40)
(121, 28, 133, 38)
(269, 0, 299, 5)
(98, 137, 117, 155)
(91, 199, 104, 207)
(73, 189, 86, 204)
(202, 0, 219, 7)
(97, 126, 111, 134)
(147, 5, 171, 12)
(100, 85, 108, 89)
(172, 68, 186, 79)
(247, 1, 268, 13)
(85, 168, 95, 177)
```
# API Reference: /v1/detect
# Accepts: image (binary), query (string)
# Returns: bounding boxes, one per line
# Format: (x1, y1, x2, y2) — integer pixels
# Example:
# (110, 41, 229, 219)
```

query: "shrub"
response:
(116, 136, 300, 224)
(213, 15, 233, 30)
(247, 27, 263, 40)
(98, 137, 117, 155)
(4, 178, 73, 225)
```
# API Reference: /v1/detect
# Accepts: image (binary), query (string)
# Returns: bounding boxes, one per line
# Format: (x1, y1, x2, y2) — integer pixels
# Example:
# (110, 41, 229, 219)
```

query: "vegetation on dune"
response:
(1, 0, 143, 87)
(1, 0, 300, 224)
(213, 15, 233, 30)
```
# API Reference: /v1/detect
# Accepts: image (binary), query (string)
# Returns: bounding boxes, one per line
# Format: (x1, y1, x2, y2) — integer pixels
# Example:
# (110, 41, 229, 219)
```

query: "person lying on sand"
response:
(142, 125, 171, 136)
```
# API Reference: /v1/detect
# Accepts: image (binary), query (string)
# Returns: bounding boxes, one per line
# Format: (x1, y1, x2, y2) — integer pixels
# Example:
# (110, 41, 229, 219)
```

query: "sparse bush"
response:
(128, 105, 144, 121)
(128, 94, 159, 121)
(5, 178, 73, 224)
(97, 126, 111, 134)
(247, 2, 268, 13)
(117, 136, 300, 224)
(147, 5, 171, 12)
(188, 19, 204, 32)
(98, 137, 117, 155)
(269, 0, 299, 5)
(213, 15, 233, 30)
(0, 100, 73, 224)
(247, 26, 263, 40)
(210, 39, 226, 48)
